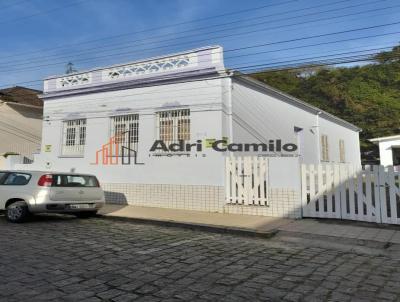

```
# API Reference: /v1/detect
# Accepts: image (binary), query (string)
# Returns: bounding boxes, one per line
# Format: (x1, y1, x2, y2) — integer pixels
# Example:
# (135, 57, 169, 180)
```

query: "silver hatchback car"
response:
(0, 171, 105, 223)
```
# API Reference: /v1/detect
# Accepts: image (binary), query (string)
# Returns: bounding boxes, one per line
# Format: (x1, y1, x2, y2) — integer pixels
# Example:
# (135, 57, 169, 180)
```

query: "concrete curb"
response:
(99, 214, 278, 239)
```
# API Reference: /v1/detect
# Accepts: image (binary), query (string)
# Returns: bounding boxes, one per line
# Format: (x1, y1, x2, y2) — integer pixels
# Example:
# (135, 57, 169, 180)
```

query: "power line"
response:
(239, 54, 383, 72)
(245, 53, 400, 74)
(0, 0, 359, 65)
(232, 46, 393, 69)
(8, 48, 396, 107)
(0, 0, 299, 60)
(1, 32, 398, 90)
(0, 0, 87, 25)
(225, 21, 400, 54)
(0, 120, 41, 140)
(235, 48, 395, 69)
(1, 17, 399, 76)
(0, 126, 41, 144)
(226, 34, 399, 62)
(38, 49, 384, 138)
(1, 0, 393, 69)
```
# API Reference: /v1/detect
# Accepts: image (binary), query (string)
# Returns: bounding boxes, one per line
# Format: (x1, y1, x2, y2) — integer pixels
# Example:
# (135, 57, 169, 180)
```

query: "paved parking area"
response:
(1, 214, 400, 302)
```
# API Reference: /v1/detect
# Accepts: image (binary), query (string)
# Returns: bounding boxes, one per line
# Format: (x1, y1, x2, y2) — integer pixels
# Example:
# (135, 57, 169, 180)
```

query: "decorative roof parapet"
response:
(43, 46, 224, 94)
(57, 73, 92, 89)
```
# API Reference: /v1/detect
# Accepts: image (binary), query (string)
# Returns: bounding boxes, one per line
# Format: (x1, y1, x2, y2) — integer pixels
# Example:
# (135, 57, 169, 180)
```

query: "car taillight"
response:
(38, 174, 53, 187)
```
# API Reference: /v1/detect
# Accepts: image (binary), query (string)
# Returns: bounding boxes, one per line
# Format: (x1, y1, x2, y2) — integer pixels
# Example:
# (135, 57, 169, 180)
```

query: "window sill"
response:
(58, 155, 85, 158)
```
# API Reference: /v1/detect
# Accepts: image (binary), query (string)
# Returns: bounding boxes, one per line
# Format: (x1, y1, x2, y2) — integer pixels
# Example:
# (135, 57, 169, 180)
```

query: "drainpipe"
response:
(224, 71, 234, 146)
(228, 77, 234, 147)
(315, 111, 322, 164)
(223, 73, 234, 202)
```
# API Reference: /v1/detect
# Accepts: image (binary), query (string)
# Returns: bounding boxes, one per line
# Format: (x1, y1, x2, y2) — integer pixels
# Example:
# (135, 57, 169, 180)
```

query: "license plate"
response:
(68, 204, 92, 209)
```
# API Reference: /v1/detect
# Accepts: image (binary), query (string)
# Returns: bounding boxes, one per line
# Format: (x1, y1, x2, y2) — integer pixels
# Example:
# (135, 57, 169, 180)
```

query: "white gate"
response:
(302, 164, 400, 224)
(225, 157, 269, 206)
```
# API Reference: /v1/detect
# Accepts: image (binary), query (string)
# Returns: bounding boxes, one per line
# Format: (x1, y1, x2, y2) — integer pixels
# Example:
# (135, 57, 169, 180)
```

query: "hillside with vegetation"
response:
(250, 45, 400, 163)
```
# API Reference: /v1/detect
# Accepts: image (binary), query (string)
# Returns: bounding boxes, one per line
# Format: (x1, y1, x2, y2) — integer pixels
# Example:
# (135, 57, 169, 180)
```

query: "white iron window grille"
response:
(62, 119, 87, 156)
(110, 114, 139, 156)
(157, 109, 190, 146)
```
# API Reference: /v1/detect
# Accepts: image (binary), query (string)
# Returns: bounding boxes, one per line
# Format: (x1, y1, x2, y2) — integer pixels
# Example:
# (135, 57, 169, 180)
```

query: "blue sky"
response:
(0, 0, 399, 90)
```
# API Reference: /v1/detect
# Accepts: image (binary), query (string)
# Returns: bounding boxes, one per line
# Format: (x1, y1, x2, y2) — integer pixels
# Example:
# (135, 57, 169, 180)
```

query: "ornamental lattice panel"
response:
(104, 54, 197, 81)
(57, 73, 92, 88)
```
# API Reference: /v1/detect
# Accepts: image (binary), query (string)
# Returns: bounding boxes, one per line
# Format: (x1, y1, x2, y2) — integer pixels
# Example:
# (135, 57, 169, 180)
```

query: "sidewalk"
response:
(99, 204, 400, 244)
(99, 204, 290, 237)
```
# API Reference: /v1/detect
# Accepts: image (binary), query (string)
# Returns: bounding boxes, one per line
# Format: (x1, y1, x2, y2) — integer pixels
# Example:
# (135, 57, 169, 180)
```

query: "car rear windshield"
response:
(52, 175, 99, 187)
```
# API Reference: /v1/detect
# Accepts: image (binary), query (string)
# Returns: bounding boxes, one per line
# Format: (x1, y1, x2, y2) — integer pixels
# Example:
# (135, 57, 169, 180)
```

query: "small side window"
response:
(3, 173, 31, 186)
(0, 172, 7, 184)
(339, 139, 346, 163)
(321, 135, 329, 162)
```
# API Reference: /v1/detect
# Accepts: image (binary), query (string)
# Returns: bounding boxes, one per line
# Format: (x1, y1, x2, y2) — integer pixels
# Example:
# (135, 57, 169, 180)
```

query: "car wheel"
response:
(6, 201, 30, 223)
(74, 211, 98, 219)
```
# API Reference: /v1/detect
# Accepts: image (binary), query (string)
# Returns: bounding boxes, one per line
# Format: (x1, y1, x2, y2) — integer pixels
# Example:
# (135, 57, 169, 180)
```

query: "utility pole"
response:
(65, 62, 77, 74)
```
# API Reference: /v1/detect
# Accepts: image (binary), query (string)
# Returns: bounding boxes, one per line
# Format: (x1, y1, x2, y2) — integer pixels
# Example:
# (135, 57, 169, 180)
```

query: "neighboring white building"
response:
(0, 87, 42, 169)
(15, 46, 361, 218)
(370, 135, 400, 168)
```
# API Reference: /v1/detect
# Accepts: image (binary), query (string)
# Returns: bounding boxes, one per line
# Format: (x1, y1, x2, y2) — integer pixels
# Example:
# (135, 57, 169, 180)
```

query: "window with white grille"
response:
(62, 119, 86, 156)
(110, 114, 139, 156)
(339, 139, 345, 163)
(157, 109, 190, 145)
(321, 135, 329, 162)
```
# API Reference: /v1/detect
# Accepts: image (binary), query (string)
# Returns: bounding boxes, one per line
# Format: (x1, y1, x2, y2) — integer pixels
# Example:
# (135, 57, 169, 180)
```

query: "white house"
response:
(15, 46, 361, 218)
(370, 135, 400, 168)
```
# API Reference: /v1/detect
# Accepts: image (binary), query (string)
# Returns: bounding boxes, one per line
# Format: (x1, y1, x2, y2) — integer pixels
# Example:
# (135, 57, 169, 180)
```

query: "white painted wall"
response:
(0, 155, 26, 169)
(231, 79, 361, 189)
(0, 103, 42, 159)
(318, 117, 361, 165)
(377, 138, 400, 166)
(15, 72, 361, 195)
(27, 79, 228, 186)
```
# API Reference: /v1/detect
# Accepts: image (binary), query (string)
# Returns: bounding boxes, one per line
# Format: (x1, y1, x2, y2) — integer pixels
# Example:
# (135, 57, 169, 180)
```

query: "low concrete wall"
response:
(102, 183, 301, 218)
(0, 155, 24, 170)
(102, 183, 225, 213)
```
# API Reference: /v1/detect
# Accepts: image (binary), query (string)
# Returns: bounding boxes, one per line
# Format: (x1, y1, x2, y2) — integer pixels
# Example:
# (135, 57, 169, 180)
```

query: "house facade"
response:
(15, 46, 361, 218)
(0, 87, 42, 169)
(370, 135, 400, 169)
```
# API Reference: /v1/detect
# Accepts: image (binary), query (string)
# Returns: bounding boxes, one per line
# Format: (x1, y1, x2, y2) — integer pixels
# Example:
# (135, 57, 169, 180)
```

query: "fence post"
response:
(378, 165, 388, 223)
(387, 166, 398, 224)
(333, 164, 341, 219)
(356, 167, 364, 220)
(225, 157, 231, 204)
(364, 166, 374, 222)
(301, 164, 308, 218)
(339, 164, 345, 219)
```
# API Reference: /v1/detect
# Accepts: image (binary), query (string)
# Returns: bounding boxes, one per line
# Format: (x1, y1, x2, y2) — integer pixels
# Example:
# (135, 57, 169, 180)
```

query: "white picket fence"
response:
(225, 157, 269, 206)
(302, 164, 400, 224)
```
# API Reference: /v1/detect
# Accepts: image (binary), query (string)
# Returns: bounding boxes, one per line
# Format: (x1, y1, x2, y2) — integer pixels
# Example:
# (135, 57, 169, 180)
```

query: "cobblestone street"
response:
(1, 215, 400, 302)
